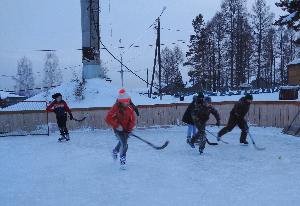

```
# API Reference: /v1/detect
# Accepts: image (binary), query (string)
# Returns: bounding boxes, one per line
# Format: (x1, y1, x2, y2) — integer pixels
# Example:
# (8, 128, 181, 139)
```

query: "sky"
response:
(0, 0, 282, 91)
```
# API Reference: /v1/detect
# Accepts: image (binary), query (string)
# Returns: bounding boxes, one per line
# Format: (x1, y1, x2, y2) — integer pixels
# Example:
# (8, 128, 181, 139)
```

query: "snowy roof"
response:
(239, 83, 252, 88)
(288, 58, 300, 66)
(280, 86, 299, 90)
(0, 91, 24, 99)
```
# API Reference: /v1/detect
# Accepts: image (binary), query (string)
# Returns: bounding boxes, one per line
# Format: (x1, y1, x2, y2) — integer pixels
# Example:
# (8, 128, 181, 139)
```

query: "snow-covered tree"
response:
(15, 56, 35, 97)
(275, 0, 300, 51)
(275, 0, 300, 32)
(43, 52, 62, 93)
(72, 72, 86, 101)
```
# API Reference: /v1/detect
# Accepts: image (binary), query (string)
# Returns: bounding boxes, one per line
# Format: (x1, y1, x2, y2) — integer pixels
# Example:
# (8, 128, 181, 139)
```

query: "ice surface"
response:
(0, 126, 300, 206)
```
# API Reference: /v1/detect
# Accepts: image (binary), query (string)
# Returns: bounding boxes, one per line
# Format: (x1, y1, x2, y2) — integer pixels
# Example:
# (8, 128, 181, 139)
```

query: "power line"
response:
(100, 40, 159, 90)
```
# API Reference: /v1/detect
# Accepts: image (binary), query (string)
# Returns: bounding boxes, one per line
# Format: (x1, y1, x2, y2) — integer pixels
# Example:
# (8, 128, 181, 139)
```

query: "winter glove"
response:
(216, 120, 220, 127)
(69, 113, 74, 120)
(115, 125, 123, 132)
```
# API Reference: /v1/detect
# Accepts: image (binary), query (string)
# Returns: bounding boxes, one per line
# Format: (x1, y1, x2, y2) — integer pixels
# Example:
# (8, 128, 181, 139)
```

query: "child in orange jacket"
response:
(106, 89, 136, 167)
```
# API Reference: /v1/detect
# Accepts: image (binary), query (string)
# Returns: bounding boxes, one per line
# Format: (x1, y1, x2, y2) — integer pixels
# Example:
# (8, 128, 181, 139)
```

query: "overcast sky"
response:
(0, 0, 282, 91)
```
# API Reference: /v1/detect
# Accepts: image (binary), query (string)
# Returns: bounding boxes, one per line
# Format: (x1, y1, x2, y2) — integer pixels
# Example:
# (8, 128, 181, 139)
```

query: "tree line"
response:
(158, 0, 299, 95)
(186, 0, 298, 91)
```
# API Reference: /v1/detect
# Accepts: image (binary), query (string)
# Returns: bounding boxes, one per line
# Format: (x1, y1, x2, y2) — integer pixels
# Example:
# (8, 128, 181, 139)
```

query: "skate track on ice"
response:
(1, 126, 300, 206)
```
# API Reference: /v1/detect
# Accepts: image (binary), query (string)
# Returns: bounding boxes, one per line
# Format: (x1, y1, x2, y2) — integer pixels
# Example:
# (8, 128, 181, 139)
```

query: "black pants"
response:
(113, 131, 129, 158)
(218, 114, 248, 142)
(191, 123, 206, 151)
(56, 114, 69, 136)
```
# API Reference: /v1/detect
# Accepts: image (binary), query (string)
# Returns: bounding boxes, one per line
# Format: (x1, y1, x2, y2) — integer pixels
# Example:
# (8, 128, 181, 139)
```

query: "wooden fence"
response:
(1, 101, 300, 135)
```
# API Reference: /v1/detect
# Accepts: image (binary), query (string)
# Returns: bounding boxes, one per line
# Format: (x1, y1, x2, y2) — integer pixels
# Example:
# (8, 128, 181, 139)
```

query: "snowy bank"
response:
(10, 78, 293, 110)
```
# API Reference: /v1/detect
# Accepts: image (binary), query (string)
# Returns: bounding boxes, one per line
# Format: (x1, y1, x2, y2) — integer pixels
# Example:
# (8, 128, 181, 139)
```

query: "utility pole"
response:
(157, 17, 162, 100)
(146, 68, 149, 88)
(149, 7, 166, 99)
(119, 55, 124, 88)
(149, 17, 162, 99)
(118, 38, 125, 88)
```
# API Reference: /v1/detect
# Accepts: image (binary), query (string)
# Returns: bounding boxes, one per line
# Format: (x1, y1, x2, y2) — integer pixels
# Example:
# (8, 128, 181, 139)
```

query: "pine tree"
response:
(15, 56, 35, 97)
(72, 72, 86, 101)
(186, 14, 208, 88)
(275, 0, 300, 33)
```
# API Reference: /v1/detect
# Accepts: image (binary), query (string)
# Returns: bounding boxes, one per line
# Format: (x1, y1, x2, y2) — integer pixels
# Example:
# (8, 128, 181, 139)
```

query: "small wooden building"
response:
(279, 86, 299, 100)
(239, 83, 252, 91)
(0, 91, 26, 108)
(288, 58, 300, 85)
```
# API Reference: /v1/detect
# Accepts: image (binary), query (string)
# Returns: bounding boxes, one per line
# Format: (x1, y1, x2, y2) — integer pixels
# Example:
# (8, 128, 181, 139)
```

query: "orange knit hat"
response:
(117, 89, 131, 103)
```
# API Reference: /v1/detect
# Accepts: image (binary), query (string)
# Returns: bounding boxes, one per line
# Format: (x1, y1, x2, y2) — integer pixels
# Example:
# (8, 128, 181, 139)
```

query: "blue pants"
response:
(113, 131, 129, 158)
(187, 124, 197, 138)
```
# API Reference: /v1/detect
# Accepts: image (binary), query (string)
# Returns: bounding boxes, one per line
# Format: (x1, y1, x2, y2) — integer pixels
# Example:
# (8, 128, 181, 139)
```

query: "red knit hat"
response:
(117, 89, 131, 103)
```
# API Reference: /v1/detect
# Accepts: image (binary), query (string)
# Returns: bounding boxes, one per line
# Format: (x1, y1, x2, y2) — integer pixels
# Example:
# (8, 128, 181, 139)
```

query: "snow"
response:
(280, 85, 299, 90)
(288, 58, 300, 66)
(1, 126, 300, 206)
(282, 11, 297, 23)
(0, 91, 23, 99)
(4, 78, 289, 111)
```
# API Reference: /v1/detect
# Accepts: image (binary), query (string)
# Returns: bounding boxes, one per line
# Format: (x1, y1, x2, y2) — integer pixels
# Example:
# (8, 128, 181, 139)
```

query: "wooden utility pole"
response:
(157, 17, 162, 100)
(149, 43, 158, 98)
(149, 17, 162, 99)
(147, 68, 149, 88)
(119, 55, 124, 88)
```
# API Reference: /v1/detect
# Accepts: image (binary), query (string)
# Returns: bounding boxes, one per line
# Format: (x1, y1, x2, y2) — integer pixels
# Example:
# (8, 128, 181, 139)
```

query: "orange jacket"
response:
(105, 103, 136, 133)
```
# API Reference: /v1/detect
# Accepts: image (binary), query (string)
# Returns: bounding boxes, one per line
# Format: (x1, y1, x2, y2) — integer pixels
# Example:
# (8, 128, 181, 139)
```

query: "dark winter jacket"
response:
(230, 97, 251, 119)
(191, 102, 220, 125)
(182, 101, 196, 125)
(47, 100, 72, 117)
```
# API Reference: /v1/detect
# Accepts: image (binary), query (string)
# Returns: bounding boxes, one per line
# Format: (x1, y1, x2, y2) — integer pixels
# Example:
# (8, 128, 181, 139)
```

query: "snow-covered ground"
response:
(2, 78, 289, 111)
(1, 126, 300, 206)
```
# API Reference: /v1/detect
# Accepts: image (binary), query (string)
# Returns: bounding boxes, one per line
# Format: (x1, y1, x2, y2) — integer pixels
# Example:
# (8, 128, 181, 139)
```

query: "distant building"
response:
(0, 91, 26, 108)
(288, 58, 300, 85)
(239, 83, 252, 91)
(279, 86, 299, 100)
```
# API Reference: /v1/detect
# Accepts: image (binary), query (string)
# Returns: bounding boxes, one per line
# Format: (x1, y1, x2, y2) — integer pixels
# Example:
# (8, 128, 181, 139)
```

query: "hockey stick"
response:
(205, 129, 229, 144)
(130, 133, 169, 150)
(72, 117, 87, 122)
(206, 139, 218, 146)
(248, 132, 266, 151)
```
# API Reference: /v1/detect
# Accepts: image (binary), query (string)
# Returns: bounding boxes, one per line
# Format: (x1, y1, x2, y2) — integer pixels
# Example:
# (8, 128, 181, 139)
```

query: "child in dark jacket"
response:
(218, 94, 253, 144)
(182, 95, 198, 144)
(190, 94, 220, 154)
(47, 93, 73, 141)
